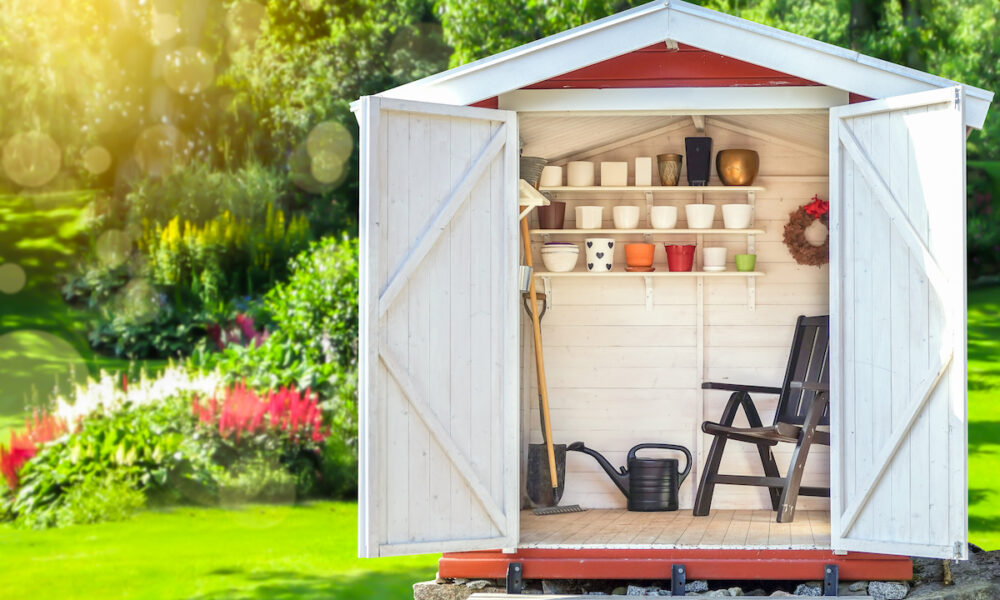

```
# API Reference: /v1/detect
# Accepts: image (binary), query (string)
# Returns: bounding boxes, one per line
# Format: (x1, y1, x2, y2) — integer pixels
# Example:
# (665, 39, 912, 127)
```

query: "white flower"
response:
(53, 364, 223, 424)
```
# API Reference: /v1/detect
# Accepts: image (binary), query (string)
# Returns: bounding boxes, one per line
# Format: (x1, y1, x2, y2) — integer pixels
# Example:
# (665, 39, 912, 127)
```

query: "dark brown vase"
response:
(537, 200, 566, 229)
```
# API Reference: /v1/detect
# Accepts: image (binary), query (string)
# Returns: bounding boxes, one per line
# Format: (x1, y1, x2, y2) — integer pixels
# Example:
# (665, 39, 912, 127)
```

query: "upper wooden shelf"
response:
(539, 185, 765, 194)
(534, 270, 765, 278)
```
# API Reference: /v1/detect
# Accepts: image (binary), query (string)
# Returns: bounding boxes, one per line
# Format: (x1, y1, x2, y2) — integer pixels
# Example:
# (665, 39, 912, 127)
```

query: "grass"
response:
(0, 502, 438, 600)
(967, 284, 1000, 550)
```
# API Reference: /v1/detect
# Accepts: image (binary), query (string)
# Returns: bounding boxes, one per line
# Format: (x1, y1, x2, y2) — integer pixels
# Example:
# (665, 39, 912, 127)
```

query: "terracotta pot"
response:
(716, 149, 760, 186)
(656, 154, 683, 186)
(625, 243, 655, 267)
(664, 244, 696, 272)
(537, 201, 566, 229)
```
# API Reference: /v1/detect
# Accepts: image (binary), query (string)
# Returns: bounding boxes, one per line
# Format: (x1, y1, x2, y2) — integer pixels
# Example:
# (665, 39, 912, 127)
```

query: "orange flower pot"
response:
(624, 243, 655, 267)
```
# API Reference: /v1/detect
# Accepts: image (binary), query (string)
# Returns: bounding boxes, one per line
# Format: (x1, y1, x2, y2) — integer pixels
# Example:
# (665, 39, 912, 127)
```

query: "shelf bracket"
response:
(643, 191, 654, 227)
(643, 276, 654, 311)
(541, 276, 553, 309)
(691, 115, 705, 133)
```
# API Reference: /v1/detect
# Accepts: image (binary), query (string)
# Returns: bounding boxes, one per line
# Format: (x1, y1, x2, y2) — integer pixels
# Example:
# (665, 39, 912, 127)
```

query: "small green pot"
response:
(735, 253, 757, 272)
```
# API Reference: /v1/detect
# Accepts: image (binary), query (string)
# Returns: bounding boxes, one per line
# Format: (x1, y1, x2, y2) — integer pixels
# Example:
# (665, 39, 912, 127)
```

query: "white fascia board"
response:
(376, 1, 669, 106)
(499, 86, 848, 114)
(666, 0, 992, 129)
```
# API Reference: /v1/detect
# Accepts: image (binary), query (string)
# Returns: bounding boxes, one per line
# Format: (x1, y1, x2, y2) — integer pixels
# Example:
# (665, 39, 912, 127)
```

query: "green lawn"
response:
(0, 502, 438, 600)
(967, 285, 1000, 550)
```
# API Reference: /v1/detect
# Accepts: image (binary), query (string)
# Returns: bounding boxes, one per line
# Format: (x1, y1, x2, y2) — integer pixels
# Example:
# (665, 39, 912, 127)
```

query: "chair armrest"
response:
(711, 389, 769, 428)
(790, 381, 829, 392)
(702, 382, 782, 395)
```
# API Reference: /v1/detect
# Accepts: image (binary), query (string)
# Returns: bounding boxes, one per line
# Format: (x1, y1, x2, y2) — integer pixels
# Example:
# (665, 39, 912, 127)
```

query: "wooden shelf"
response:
(534, 270, 764, 278)
(539, 185, 765, 194)
(531, 228, 765, 236)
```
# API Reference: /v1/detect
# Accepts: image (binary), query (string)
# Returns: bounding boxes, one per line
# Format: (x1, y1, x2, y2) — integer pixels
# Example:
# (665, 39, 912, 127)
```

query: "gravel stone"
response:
(686, 580, 710, 593)
(793, 582, 823, 596)
(850, 581, 870, 592)
(868, 581, 910, 600)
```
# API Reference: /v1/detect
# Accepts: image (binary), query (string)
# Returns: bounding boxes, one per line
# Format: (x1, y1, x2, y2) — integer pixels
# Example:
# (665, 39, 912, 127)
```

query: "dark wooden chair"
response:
(693, 315, 830, 523)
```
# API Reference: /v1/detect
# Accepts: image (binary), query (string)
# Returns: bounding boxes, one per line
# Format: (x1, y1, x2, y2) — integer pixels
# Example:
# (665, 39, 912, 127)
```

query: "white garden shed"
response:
(352, 0, 993, 579)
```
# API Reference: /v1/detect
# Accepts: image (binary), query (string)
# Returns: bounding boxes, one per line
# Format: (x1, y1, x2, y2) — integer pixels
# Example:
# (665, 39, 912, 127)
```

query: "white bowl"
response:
(685, 204, 716, 229)
(703, 246, 727, 268)
(650, 206, 678, 229)
(613, 205, 640, 229)
(722, 204, 753, 229)
(540, 166, 563, 187)
(542, 250, 579, 272)
(575, 205, 604, 229)
(567, 161, 595, 187)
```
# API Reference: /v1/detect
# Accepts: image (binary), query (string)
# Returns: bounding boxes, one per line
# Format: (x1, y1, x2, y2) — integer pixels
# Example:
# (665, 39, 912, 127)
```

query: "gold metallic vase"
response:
(656, 154, 683, 186)
(715, 149, 759, 186)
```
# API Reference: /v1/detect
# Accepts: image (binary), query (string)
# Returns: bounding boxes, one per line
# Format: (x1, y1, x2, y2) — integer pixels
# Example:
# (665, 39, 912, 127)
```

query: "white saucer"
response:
(702, 266, 727, 272)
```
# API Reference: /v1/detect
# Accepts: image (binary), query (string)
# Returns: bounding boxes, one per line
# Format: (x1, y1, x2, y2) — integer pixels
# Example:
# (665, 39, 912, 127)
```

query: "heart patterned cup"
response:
(585, 238, 615, 273)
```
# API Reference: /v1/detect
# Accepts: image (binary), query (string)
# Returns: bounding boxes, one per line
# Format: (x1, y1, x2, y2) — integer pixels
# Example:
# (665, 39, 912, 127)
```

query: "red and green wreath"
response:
(783, 195, 829, 267)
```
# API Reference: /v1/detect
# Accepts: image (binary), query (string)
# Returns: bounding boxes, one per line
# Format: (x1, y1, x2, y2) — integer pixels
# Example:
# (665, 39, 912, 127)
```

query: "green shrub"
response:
(218, 456, 297, 506)
(51, 470, 145, 528)
(968, 162, 1000, 282)
(8, 399, 219, 528)
(190, 236, 359, 495)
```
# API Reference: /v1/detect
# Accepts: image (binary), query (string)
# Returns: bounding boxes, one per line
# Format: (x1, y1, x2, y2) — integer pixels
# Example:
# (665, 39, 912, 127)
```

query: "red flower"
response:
(804, 194, 829, 218)
(191, 382, 328, 443)
(0, 412, 67, 489)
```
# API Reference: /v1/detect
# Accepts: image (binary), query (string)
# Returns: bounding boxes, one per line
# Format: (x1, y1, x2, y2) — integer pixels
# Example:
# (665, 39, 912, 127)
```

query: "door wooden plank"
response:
(379, 123, 508, 315)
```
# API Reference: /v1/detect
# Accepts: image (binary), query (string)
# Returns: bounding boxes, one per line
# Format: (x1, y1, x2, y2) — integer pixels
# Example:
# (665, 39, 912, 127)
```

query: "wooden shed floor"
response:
(520, 509, 831, 549)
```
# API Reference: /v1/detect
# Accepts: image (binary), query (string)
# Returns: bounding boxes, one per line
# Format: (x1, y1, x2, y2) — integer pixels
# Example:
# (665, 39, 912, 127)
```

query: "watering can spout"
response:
(567, 442, 630, 497)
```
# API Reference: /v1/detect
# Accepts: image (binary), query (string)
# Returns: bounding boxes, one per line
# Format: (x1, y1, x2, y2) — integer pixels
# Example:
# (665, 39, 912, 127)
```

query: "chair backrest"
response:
(774, 315, 830, 426)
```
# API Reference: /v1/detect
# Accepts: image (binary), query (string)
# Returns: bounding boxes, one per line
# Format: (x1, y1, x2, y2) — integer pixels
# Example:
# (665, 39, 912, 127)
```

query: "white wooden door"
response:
(829, 87, 967, 559)
(357, 97, 520, 557)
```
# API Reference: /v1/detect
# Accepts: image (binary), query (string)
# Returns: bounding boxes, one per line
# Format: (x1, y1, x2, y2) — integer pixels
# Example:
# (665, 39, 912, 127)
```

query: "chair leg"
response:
(776, 393, 828, 523)
(756, 444, 782, 511)
(693, 433, 727, 516)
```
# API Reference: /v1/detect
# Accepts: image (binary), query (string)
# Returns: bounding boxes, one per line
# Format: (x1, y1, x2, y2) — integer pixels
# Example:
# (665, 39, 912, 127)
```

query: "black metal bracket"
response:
(824, 564, 839, 596)
(671, 564, 687, 596)
(506, 562, 523, 594)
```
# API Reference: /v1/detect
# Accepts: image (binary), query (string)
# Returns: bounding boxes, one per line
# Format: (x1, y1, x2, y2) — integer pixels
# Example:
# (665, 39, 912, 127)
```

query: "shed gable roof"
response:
(374, 0, 992, 128)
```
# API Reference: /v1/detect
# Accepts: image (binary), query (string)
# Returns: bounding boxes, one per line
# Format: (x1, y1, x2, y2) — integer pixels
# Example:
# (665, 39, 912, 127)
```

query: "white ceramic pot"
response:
(567, 161, 595, 187)
(685, 203, 716, 229)
(575, 205, 604, 229)
(613, 205, 640, 229)
(722, 204, 753, 229)
(601, 162, 628, 186)
(703, 246, 727, 270)
(539, 166, 563, 187)
(650, 206, 678, 229)
(585, 238, 615, 272)
(541, 248, 579, 272)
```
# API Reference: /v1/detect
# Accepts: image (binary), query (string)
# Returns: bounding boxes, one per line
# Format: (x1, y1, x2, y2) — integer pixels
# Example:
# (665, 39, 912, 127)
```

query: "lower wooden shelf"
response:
(533, 270, 764, 277)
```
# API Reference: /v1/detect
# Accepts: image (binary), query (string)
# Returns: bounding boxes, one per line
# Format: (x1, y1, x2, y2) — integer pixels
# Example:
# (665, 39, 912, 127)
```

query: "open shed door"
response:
(829, 87, 967, 559)
(357, 97, 520, 557)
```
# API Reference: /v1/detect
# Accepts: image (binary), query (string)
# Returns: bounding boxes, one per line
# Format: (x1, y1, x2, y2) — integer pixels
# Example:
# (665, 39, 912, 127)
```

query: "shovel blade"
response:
(526, 443, 567, 508)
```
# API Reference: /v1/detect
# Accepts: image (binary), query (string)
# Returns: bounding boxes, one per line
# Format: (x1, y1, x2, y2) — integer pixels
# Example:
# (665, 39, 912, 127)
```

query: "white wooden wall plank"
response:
(407, 112, 433, 542)
(385, 111, 411, 546)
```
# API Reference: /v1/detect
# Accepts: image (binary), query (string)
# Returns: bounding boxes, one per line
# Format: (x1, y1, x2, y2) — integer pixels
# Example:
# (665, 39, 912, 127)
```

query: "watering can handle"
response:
(627, 443, 693, 485)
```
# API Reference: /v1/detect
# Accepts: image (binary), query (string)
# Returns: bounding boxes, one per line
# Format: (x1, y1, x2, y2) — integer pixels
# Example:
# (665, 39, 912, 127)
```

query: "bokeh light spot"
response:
(226, 1, 267, 54)
(96, 230, 133, 269)
(116, 278, 160, 325)
(306, 120, 352, 163)
(0, 263, 27, 294)
(134, 124, 190, 176)
(300, 0, 323, 11)
(82, 146, 112, 175)
(0, 330, 88, 415)
(151, 11, 181, 44)
(163, 46, 214, 95)
(2, 132, 62, 188)
(310, 150, 344, 184)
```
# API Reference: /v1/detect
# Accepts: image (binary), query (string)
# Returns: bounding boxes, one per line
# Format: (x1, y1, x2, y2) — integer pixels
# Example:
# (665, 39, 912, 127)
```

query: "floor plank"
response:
(519, 509, 831, 549)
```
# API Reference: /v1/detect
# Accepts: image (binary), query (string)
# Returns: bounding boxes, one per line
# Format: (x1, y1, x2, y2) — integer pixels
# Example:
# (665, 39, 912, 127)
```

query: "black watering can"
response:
(568, 442, 692, 512)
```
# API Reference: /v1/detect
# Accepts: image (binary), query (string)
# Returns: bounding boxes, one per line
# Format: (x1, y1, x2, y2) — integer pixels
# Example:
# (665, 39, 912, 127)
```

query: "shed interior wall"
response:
(517, 112, 831, 548)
